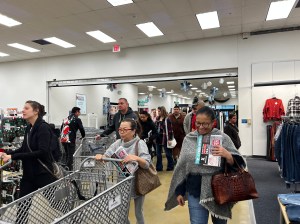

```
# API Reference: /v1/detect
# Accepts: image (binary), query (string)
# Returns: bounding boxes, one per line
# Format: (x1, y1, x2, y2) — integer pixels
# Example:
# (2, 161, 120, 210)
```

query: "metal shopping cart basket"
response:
(73, 137, 114, 171)
(0, 157, 134, 224)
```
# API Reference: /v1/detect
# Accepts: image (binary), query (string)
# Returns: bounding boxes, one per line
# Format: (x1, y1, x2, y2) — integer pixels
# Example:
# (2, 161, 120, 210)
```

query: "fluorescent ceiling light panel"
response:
(43, 37, 75, 48)
(157, 89, 162, 91)
(196, 11, 220, 29)
(0, 52, 9, 57)
(136, 22, 164, 37)
(229, 88, 236, 91)
(191, 87, 198, 90)
(172, 94, 178, 96)
(0, 13, 22, 27)
(147, 86, 156, 88)
(8, 43, 40, 52)
(196, 90, 202, 92)
(138, 93, 145, 95)
(86, 30, 116, 43)
(266, 0, 296, 21)
(228, 85, 235, 88)
(166, 91, 172, 94)
(227, 81, 234, 84)
(107, 0, 133, 6)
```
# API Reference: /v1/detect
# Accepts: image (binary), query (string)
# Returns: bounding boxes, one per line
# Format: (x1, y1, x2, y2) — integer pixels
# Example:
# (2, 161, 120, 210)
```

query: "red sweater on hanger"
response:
(263, 98, 285, 122)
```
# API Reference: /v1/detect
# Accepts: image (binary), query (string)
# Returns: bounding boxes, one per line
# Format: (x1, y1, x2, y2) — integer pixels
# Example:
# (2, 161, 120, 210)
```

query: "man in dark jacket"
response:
(169, 105, 186, 164)
(224, 113, 241, 149)
(100, 98, 137, 139)
(61, 107, 85, 170)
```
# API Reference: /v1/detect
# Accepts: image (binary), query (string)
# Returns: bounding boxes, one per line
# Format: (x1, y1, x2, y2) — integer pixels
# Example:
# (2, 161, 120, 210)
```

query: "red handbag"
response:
(211, 158, 259, 205)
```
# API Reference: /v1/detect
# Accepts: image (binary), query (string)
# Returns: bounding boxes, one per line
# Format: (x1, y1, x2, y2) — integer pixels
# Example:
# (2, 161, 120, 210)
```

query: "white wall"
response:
(1, 31, 300, 155)
(49, 83, 138, 127)
(251, 61, 300, 156)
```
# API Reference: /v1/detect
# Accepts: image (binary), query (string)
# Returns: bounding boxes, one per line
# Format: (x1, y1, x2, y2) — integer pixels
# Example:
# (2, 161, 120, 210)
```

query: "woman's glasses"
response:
(195, 122, 211, 128)
(118, 128, 132, 132)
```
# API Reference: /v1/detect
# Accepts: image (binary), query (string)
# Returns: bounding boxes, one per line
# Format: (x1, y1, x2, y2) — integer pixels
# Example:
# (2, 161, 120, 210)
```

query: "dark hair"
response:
(26, 100, 46, 118)
(139, 111, 151, 122)
(196, 106, 216, 121)
(71, 107, 81, 114)
(173, 105, 180, 109)
(121, 118, 142, 136)
(229, 113, 236, 120)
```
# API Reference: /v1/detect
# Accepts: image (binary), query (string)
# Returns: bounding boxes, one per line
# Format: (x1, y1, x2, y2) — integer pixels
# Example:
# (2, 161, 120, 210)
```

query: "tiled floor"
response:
(129, 158, 255, 224)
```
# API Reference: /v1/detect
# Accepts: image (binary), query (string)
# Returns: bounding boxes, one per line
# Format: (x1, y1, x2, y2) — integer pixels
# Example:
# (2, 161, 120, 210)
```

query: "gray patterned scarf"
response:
(164, 129, 245, 220)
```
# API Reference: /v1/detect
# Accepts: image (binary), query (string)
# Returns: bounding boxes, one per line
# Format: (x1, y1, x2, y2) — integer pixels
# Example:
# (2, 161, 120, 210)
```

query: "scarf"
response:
(164, 128, 245, 220)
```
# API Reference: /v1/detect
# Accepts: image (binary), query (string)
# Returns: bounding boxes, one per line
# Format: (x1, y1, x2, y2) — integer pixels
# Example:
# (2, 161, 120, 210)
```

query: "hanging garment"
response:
(287, 96, 300, 117)
(263, 98, 285, 122)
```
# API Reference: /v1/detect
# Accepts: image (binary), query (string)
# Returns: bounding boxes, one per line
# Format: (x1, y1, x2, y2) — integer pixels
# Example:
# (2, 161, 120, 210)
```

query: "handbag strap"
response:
(224, 156, 244, 175)
(134, 140, 139, 156)
(26, 133, 55, 177)
(165, 118, 169, 141)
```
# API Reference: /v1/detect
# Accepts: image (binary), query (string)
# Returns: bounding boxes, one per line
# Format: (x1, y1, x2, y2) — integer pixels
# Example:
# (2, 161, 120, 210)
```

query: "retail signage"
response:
(113, 44, 120, 52)
(76, 93, 87, 114)
(108, 194, 122, 211)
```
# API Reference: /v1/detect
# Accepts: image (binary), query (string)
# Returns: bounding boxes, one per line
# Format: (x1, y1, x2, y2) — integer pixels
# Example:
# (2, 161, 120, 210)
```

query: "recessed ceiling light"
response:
(8, 43, 40, 52)
(43, 37, 75, 48)
(266, 0, 296, 21)
(138, 93, 146, 95)
(136, 22, 164, 37)
(228, 85, 235, 88)
(86, 30, 116, 43)
(0, 52, 9, 57)
(196, 11, 220, 29)
(191, 87, 198, 90)
(227, 81, 234, 84)
(107, 0, 133, 6)
(0, 13, 22, 27)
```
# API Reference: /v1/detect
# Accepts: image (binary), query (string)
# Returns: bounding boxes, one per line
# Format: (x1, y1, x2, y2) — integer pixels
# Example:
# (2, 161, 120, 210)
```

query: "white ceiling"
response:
(134, 76, 238, 100)
(0, 0, 300, 63)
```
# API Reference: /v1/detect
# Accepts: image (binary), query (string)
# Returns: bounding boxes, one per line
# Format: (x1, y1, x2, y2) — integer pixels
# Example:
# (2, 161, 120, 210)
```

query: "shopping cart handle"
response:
(102, 157, 123, 162)
(0, 159, 13, 170)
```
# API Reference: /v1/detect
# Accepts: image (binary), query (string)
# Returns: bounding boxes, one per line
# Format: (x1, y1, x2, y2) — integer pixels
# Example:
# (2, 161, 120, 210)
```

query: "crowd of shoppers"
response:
(0, 96, 243, 224)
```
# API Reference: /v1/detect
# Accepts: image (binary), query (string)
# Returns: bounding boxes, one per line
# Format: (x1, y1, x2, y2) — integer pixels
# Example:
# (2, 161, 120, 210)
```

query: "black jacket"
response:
(224, 123, 241, 149)
(140, 118, 158, 142)
(8, 118, 54, 179)
(101, 107, 137, 139)
(61, 114, 85, 143)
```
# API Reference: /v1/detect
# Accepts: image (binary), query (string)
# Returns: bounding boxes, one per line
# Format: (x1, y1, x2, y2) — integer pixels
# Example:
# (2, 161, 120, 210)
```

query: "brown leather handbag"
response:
(134, 141, 161, 195)
(211, 158, 259, 205)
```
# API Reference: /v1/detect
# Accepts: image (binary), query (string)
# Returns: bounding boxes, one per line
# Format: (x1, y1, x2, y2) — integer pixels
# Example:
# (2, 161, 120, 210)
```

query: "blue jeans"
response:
(127, 195, 145, 224)
(188, 195, 227, 224)
(156, 144, 174, 171)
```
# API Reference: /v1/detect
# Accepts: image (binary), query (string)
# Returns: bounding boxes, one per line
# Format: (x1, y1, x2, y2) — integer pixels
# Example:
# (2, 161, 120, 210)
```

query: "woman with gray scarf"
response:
(165, 106, 245, 224)
(95, 118, 151, 224)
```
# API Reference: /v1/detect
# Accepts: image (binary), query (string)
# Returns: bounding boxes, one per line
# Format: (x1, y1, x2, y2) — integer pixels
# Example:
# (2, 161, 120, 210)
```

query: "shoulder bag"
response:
(165, 118, 177, 149)
(211, 157, 259, 205)
(26, 134, 66, 180)
(134, 141, 161, 195)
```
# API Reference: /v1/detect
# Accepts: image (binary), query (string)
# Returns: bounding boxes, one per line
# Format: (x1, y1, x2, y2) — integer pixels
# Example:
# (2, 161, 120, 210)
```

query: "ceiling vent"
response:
(249, 26, 300, 36)
(32, 39, 52, 45)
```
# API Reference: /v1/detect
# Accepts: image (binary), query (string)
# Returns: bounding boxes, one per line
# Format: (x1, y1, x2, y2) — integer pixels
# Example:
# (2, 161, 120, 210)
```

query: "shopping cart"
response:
(73, 137, 114, 171)
(0, 157, 134, 224)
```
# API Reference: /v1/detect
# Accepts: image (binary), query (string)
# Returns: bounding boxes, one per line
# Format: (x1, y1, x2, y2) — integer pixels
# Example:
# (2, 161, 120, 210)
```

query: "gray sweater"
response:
(105, 136, 151, 169)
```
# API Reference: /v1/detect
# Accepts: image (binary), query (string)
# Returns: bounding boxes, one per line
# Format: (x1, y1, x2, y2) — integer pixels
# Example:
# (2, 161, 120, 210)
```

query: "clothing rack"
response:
(276, 116, 300, 192)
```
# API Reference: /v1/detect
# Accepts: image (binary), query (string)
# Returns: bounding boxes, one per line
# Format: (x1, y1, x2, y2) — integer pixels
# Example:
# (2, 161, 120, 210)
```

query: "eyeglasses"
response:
(195, 122, 211, 128)
(118, 128, 132, 132)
